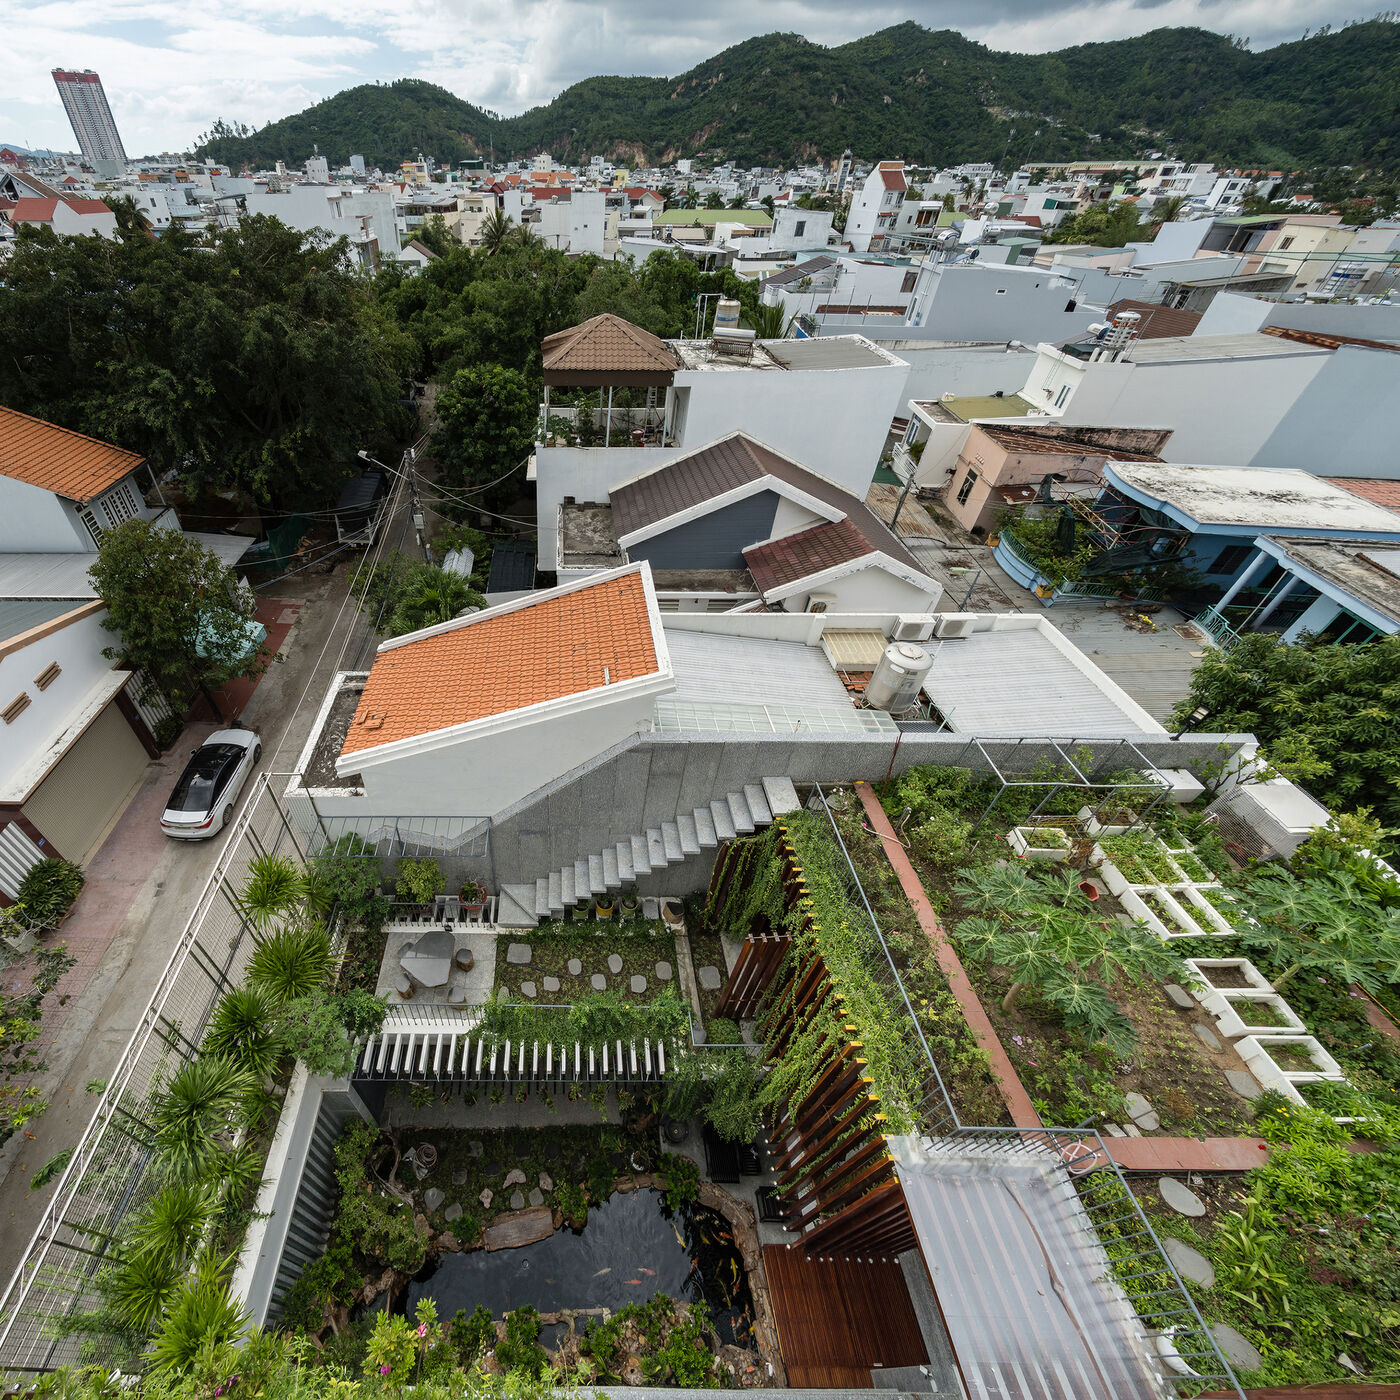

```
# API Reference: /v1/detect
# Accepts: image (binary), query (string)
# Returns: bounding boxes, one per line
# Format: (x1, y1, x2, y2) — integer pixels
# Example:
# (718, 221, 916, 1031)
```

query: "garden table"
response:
(400, 927, 455, 988)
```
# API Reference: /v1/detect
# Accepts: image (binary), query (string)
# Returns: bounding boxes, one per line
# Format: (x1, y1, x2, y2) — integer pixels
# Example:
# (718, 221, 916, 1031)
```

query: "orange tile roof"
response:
(541, 314, 679, 382)
(1328, 478, 1400, 513)
(0, 406, 145, 503)
(341, 571, 659, 756)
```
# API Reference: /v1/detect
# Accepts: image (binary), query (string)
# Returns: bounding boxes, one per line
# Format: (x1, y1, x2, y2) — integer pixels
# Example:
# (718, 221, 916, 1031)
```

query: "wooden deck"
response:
(763, 1245, 929, 1389)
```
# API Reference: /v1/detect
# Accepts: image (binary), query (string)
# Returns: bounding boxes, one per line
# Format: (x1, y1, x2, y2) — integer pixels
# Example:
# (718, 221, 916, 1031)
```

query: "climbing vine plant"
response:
(705, 813, 930, 1134)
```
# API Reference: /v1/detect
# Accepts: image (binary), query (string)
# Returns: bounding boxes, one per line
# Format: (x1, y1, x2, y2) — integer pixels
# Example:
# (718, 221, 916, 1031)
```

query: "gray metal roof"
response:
(0, 554, 98, 599)
(761, 254, 836, 288)
(763, 336, 898, 371)
(666, 629, 851, 708)
(0, 598, 87, 643)
(923, 627, 1164, 736)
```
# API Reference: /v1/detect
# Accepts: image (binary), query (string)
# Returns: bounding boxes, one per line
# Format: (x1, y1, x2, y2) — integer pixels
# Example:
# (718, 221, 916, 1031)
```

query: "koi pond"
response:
(403, 1189, 755, 1346)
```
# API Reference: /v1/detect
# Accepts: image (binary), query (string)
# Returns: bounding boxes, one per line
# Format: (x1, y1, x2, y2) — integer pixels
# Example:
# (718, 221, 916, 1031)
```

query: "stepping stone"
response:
(479, 1188, 493, 1209)
(1158, 1176, 1206, 1218)
(1164, 1237, 1215, 1288)
(520, 981, 537, 999)
(1226, 1069, 1262, 1100)
(591, 973, 607, 991)
(424, 1188, 445, 1211)
(1125, 1091, 1161, 1131)
(1123, 1123, 1141, 1137)
(655, 960, 673, 982)
(1163, 983, 1195, 1010)
(630, 975, 647, 994)
(567, 959, 583, 976)
(445, 1203, 463, 1223)
(1210, 1323, 1263, 1372)
(543, 976, 561, 994)
(452, 1169, 468, 1185)
(698, 965, 723, 991)
(510, 1190, 526, 1211)
(607, 953, 623, 974)
(539, 1172, 553, 1192)
(506, 942, 533, 965)
(528, 1187, 545, 1207)
(1192, 1022, 1222, 1051)
(468, 1139, 484, 1157)
(503, 1168, 526, 1188)
(1104, 1124, 1126, 1137)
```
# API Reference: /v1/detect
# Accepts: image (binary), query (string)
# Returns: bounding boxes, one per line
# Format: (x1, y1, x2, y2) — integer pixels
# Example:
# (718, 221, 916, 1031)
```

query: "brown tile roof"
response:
(1106, 299, 1203, 340)
(340, 571, 659, 757)
(1263, 325, 1400, 354)
(878, 162, 907, 192)
(0, 406, 144, 503)
(1328, 478, 1400, 513)
(976, 424, 1165, 461)
(744, 518, 876, 593)
(611, 432, 927, 577)
(541, 314, 679, 383)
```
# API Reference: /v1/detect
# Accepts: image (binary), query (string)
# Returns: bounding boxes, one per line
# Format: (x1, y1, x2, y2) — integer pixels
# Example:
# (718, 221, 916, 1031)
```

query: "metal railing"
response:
(1193, 603, 1244, 652)
(0, 774, 313, 1378)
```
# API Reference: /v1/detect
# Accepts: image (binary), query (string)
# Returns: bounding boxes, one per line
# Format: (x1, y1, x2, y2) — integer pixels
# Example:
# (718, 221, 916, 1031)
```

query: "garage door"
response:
(23, 700, 150, 866)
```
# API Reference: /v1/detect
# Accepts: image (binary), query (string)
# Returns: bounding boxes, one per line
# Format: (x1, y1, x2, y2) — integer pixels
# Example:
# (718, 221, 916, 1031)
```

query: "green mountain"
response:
(196, 20, 1400, 173)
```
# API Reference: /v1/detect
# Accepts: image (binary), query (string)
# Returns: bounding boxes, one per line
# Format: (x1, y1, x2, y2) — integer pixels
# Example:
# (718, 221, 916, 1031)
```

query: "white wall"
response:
(0, 478, 90, 553)
(769, 496, 827, 539)
(894, 345, 1038, 405)
(0, 606, 114, 794)
(913, 421, 973, 487)
(1196, 291, 1400, 344)
(914, 264, 1092, 343)
(245, 185, 400, 257)
(779, 565, 941, 614)
(1131, 221, 1210, 263)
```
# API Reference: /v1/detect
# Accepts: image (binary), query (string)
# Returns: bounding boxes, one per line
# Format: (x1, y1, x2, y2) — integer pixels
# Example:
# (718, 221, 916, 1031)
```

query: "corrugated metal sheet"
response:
(923, 629, 1157, 736)
(765, 337, 892, 371)
(0, 554, 99, 599)
(821, 628, 888, 668)
(0, 821, 45, 900)
(0, 599, 86, 644)
(666, 629, 852, 708)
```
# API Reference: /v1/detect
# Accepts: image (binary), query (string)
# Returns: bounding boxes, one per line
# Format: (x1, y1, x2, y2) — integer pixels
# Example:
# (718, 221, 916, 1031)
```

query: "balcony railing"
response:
(1193, 603, 1245, 651)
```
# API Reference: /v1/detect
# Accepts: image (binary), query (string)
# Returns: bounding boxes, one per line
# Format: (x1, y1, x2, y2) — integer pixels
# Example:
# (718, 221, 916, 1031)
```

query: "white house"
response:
(3, 196, 117, 239)
(845, 161, 907, 253)
(242, 184, 402, 266)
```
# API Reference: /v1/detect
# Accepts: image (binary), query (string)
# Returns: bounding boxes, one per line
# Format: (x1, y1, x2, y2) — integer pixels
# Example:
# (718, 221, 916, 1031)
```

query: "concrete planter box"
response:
(1211, 992, 1307, 1040)
(1177, 886, 1240, 935)
(1237, 1034, 1344, 1101)
(1007, 826, 1072, 863)
(1184, 957, 1272, 1009)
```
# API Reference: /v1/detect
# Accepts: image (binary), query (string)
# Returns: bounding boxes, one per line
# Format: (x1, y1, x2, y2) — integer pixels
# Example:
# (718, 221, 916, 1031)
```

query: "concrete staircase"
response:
(498, 777, 801, 927)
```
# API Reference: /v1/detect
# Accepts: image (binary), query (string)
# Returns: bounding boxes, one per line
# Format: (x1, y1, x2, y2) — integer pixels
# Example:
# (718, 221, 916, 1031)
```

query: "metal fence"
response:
(0, 774, 310, 1378)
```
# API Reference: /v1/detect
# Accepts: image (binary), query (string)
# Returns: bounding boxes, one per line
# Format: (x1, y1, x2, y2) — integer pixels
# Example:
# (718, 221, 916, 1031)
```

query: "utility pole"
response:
(406, 445, 428, 561)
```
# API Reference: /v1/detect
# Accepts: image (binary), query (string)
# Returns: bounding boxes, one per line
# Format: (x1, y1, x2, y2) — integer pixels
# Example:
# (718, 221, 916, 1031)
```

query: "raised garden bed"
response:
(686, 927, 729, 1031)
(1006, 825, 1072, 862)
(493, 920, 676, 1004)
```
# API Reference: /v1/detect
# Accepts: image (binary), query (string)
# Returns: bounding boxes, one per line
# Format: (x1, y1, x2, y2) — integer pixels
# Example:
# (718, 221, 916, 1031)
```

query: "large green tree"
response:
(88, 520, 266, 717)
(434, 364, 536, 505)
(1174, 632, 1400, 835)
(0, 213, 414, 508)
(1044, 199, 1146, 246)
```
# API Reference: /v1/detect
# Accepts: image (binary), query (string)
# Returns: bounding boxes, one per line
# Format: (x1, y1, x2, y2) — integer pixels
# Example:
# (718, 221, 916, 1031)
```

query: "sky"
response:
(1, 0, 1376, 157)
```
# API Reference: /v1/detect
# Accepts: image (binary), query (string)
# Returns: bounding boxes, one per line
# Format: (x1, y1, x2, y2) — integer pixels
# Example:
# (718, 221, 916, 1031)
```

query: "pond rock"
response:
(539, 1172, 553, 1191)
(445, 1202, 462, 1222)
(698, 965, 723, 991)
(438, 1231, 461, 1252)
(503, 1167, 527, 1188)
(1225, 1069, 1262, 1100)
(424, 1187, 445, 1212)
(607, 953, 624, 974)
(1163, 983, 1196, 1010)
(510, 1190, 526, 1211)
(542, 976, 561, 994)
(1158, 1176, 1206, 1217)
(630, 975, 647, 994)
(506, 942, 533, 965)
(1163, 1236, 1215, 1288)
(468, 1139, 484, 1157)
(520, 981, 537, 999)
(1192, 1022, 1222, 1051)
(591, 973, 607, 991)
(655, 960, 673, 981)
(452, 1169, 468, 1185)
(528, 1187, 545, 1207)
(1210, 1323, 1263, 1372)
(479, 1188, 493, 1209)
(567, 958, 583, 975)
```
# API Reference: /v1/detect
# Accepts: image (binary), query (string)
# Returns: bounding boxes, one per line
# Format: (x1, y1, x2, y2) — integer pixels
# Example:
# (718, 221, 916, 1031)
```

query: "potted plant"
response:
(619, 886, 640, 918)
(397, 856, 442, 917)
(594, 895, 614, 920)
(461, 880, 487, 919)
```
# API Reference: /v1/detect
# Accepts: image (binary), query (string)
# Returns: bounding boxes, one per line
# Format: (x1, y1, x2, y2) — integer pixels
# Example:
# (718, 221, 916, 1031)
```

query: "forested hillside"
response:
(196, 19, 1400, 173)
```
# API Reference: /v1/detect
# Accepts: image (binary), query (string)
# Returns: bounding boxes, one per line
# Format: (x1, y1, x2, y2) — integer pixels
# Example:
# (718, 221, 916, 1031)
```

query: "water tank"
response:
(713, 298, 742, 331)
(865, 642, 933, 713)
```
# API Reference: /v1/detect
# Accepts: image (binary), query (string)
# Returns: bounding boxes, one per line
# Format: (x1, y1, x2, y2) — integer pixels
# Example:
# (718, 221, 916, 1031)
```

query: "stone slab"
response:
(506, 943, 532, 966)
(1163, 1236, 1215, 1288)
(630, 975, 647, 994)
(527, 1187, 545, 1207)
(698, 965, 723, 991)
(520, 981, 537, 999)
(1225, 1069, 1262, 1100)
(607, 953, 624, 974)
(510, 1190, 526, 1211)
(567, 958, 583, 976)
(1210, 1323, 1263, 1372)
(452, 1169, 468, 1185)
(542, 976, 561, 994)
(424, 1187, 445, 1211)
(655, 960, 673, 982)
(539, 1173, 553, 1192)
(1192, 1022, 1222, 1051)
(479, 1188, 492, 1209)
(1163, 983, 1195, 1010)
(591, 973, 607, 991)
(1125, 1091, 1160, 1130)
(467, 1140, 483, 1157)
(1158, 1176, 1206, 1217)
(444, 1203, 463, 1223)
(483, 1204, 554, 1251)
(503, 1168, 526, 1188)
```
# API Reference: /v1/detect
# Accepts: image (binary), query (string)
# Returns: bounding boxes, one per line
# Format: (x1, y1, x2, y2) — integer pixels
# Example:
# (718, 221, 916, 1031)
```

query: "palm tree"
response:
(151, 1056, 256, 1182)
(202, 986, 281, 1077)
(105, 1249, 182, 1335)
(1149, 195, 1187, 228)
(478, 207, 512, 254)
(744, 301, 795, 340)
(245, 924, 331, 1006)
(239, 853, 304, 932)
(513, 222, 540, 248)
(389, 570, 484, 636)
(127, 1182, 216, 1262)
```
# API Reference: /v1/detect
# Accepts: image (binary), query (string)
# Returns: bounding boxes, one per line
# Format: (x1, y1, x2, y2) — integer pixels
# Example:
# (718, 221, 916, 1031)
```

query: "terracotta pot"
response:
(1079, 880, 1100, 901)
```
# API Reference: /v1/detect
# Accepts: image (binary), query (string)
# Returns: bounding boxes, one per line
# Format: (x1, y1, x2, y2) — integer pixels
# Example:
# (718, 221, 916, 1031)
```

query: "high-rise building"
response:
(51, 69, 128, 168)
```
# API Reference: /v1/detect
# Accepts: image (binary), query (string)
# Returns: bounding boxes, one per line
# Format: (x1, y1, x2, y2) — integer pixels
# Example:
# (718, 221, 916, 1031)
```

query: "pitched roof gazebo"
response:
(539, 313, 681, 446)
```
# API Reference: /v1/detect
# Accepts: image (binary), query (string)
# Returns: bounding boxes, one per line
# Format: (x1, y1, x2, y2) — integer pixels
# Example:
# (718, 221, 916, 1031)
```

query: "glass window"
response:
(956, 469, 979, 506)
(1211, 543, 1254, 575)
(794, 220, 805, 237)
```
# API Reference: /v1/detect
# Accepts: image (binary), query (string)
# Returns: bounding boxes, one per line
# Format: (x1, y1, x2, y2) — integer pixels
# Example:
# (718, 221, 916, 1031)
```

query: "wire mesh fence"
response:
(0, 775, 309, 1378)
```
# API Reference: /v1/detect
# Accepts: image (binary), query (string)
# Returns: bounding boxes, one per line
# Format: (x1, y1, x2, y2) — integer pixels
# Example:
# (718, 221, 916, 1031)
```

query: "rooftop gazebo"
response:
(539, 313, 681, 447)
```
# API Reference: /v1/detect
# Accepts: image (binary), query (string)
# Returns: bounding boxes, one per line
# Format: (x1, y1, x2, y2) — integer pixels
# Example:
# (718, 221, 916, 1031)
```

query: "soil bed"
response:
(494, 919, 676, 1003)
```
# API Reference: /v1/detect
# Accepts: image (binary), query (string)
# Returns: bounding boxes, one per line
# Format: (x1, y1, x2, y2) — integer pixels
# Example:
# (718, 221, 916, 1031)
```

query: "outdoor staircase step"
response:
(676, 812, 701, 856)
(647, 828, 667, 867)
(744, 783, 773, 825)
(661, 821, 683, 862)
(711, 800, 737, 841)
(497, 885, 538, 928)
(728, 791, 756, 834)
(693, 806, 717, 848)
(588, 854, 605, 894)
(559, 865, 576, 908)
(601, 846, 620, 888)
(547, 869, 563, 914)
(616, 841, 634, 882)
(631, 834, 653, 876)
(762, 775, 800, 817)
(574, 859, 591, 899)
(535, 878, 551, 918)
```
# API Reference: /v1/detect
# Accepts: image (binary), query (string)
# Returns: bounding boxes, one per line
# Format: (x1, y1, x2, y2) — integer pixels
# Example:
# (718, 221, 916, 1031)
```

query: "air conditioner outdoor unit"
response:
(892, 615, 935, 642)
(806, 593, 837, 613)
(933, 612, 978, 639)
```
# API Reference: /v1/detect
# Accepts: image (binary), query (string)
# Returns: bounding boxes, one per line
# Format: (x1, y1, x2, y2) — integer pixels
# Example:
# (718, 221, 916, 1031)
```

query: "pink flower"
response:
(417, 1323, 427, 1338)
(1012, 1036, 1023, 1046)
(380, 1365, 391, 1375)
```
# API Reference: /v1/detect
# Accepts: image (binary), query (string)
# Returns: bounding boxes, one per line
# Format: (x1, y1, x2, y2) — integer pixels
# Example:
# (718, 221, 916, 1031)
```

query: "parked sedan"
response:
(160, 728, 261, 839)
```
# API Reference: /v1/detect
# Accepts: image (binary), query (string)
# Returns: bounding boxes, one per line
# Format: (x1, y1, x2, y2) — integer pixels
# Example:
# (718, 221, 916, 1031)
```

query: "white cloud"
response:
(0, 0, 1372, 155)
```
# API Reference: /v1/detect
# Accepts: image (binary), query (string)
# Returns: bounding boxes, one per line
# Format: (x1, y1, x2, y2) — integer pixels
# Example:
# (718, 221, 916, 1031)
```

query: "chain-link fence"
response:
(0, 774, 309, 1378)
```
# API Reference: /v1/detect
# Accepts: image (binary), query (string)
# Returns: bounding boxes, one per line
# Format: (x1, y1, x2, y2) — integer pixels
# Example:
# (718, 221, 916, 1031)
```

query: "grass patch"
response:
(494, 918, 677, 1003)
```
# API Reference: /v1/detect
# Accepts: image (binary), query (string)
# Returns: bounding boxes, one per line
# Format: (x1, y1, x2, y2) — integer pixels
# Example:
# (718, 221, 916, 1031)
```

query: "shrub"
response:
(17, 858, 84, 930)
(449, 1304, 496, 1365)
(661, 1154, 699, 1209)
(495, 1306, 547, 1377)
(396, 857, 443, 906)
(202, 986, 282, 1077)
(246, 924, 331, 1006)
(276, 991, 358, 1077)
(330, 1120, 428, 1274)
(151, 1055, 256, 1182)
(145, 1256, 250, 1376)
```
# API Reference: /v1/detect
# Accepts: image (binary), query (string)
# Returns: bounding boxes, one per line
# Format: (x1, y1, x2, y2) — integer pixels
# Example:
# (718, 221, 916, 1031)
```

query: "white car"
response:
(160, 728, 261, 840)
